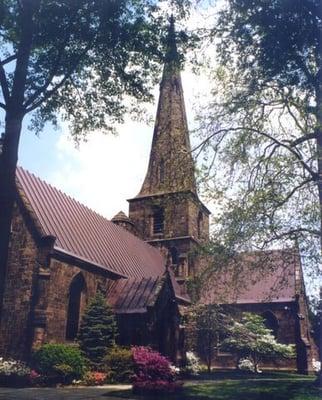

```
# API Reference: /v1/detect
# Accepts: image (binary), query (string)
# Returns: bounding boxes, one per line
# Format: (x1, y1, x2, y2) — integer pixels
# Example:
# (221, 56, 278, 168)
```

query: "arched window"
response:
(262, 311, 279, 338)
(197, 211, 203, 238)
(159, 159, 165, 184)
(66, 273, 86, 340)
(170, 247, 179, 265)
(153, 207, 164, 234)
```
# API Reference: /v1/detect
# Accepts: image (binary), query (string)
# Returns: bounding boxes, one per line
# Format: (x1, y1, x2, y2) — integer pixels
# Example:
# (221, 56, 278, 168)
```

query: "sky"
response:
(17, 4, 216, 220)
(18, 67, 211, 220)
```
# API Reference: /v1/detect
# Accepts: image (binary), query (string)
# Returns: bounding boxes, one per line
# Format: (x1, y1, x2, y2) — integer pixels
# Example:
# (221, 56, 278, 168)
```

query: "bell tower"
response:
(128, 17, 210, 285)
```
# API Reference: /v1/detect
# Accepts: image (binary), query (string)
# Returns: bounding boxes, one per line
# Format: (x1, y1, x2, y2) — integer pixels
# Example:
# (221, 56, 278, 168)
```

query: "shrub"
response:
(32, 343, 86, 384)
(182, 351, 201, 376)
(78, 292, 117, 369)
(132, 346, 174, 381)
(82, 371, 108, 386)
(132, 347, 182, 395)
(238, 358, 255, 373)
(103, 346, 134, 383)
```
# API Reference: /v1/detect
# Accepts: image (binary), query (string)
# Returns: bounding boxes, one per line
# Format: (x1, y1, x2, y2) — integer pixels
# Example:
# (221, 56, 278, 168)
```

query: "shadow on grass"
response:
(184, 379, 320, 400)
(106, 378, 321, 400)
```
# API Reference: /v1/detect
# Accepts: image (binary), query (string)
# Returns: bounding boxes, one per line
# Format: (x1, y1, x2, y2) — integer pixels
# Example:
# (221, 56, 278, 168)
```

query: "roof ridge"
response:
(16, 166, 166, 279)
(17, 166, 111, 223)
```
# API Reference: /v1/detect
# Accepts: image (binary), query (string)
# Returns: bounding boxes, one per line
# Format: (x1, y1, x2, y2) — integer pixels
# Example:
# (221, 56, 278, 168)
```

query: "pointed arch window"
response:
(153, 206, 164, 234)
(262, 311, 279, 338)
(197, 211, 203, 238)
(66, 273, 86, 340)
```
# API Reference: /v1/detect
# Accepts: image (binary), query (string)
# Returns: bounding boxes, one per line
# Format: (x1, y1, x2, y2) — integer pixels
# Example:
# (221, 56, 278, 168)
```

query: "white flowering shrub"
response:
(312, 359, 321, 372)
(238, 358, 255, 372)
(184, 352, 202, 376)
(0, 357, 31, 377)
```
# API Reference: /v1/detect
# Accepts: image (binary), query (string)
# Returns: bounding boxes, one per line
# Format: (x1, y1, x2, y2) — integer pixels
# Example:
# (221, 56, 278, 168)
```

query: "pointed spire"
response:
(164, 15, 180, 66)
(137, 18, 196, 197)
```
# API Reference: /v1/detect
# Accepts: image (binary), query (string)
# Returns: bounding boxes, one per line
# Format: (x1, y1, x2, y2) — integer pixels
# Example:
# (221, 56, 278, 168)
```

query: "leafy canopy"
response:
(221, 312, 295, 371)
(196, 0, 321, 272)
(0, 0, 190, 139)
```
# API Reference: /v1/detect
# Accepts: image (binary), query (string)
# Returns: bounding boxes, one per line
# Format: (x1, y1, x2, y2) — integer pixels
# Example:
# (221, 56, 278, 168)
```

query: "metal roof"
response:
(107, 276, 165, 314)
(201, 250, 299, 305)
(16, 167, 165, 279)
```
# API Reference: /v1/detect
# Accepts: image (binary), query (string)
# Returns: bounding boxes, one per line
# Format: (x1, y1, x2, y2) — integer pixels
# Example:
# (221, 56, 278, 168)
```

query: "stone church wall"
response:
(45, 259, 111, 343)
(0, 203, 39, 359)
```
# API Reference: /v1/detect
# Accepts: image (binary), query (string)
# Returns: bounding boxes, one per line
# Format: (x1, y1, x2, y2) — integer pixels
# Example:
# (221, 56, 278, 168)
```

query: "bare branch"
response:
(289, 132, 317, 147)
(0, 63, 10, 104)
(193, 126, 318, 180)
(0, 54, 17, 66)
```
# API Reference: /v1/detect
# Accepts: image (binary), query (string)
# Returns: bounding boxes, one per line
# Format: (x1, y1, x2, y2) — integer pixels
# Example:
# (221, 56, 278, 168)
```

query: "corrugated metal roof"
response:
(108, 276, 164, 314)
(201, 250, 298, 305)
(16, 167, 165, 279)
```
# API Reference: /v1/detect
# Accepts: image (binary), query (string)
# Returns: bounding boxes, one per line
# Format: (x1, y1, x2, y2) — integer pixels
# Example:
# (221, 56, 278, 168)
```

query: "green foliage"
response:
(103, 346, 134, 383)
(196, 0, 321, 284)
(308, 297, 321, 354)
(32, 343, 86, 382)
(186, 304, 231, 373)
(78, 292, 117, 370)
(0, 0, 192, 138)
(221, 313, 295, 372)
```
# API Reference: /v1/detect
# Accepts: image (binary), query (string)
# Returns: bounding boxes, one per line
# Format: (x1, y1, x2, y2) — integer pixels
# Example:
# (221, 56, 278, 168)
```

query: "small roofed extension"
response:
(0, 166, 188, 362)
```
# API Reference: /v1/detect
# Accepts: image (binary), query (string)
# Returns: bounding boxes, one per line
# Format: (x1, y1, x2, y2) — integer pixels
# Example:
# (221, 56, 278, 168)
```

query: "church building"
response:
(0, 20, 317, 373)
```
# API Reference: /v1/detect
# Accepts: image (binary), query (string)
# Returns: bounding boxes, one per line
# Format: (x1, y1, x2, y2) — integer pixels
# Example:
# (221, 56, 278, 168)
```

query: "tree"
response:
(0, 0, 190, 314)
(78, 292, 117, 369)
(186, 304, 231, 373)
(221, 313, 295, 373)
(196, 0, 321, 259)
(194, 0, 322, 378)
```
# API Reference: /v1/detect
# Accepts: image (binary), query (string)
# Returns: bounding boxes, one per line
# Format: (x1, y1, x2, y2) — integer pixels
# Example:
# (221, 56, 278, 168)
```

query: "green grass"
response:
(108, 372, 321, 400)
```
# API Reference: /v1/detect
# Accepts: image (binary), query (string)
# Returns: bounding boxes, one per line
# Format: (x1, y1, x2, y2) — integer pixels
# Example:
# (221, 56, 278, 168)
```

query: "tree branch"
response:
(0, 54, 17, 66)
(193, 126, 319, 181)
(0, 63, 10, 104)
(25, 44, 92, 113)
(289, 132, 317, 147)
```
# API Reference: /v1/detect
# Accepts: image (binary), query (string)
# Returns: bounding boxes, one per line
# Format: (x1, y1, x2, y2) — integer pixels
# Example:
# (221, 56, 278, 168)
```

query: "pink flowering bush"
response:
(131, 347, 182, 395)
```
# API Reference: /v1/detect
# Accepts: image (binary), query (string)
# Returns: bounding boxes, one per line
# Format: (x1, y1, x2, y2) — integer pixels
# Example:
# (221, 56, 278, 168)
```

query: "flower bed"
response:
(0, 358, 40, 387)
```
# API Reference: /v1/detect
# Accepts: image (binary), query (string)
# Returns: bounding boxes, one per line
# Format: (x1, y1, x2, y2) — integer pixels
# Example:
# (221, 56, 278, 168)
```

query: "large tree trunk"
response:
(0, 0, 37, 318)
(315, 72, 322, 385)
(0, 112, 24, 316)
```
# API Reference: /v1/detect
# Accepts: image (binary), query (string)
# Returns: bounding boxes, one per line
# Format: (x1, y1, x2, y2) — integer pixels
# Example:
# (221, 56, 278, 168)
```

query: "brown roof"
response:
(16, 167, 165, 279)
(201, 250, 299, 305)
(107, 276, 165, 314)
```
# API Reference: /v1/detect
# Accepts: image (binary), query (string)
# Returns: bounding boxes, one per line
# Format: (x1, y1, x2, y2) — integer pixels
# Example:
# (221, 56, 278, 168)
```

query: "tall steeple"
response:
(128, 18, 210, 287)
(138, 16, 196, 196)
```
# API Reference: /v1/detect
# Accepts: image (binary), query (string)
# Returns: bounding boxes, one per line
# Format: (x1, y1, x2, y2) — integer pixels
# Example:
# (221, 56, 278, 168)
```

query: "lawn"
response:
(109, 372, 321, 400)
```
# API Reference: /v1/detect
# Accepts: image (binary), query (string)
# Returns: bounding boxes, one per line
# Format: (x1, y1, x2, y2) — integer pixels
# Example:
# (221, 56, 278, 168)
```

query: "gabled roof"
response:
(108, 276, 165, 314)
(201, 250, 300, 305)
(16, 167, 165, 279)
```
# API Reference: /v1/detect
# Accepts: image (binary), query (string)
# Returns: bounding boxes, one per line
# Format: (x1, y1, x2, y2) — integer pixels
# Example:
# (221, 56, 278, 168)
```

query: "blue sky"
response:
(17, 68, 210, 220)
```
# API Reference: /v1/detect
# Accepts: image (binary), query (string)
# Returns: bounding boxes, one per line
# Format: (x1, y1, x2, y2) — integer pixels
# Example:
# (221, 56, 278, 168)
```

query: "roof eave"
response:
(52, 247, 127, 279)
